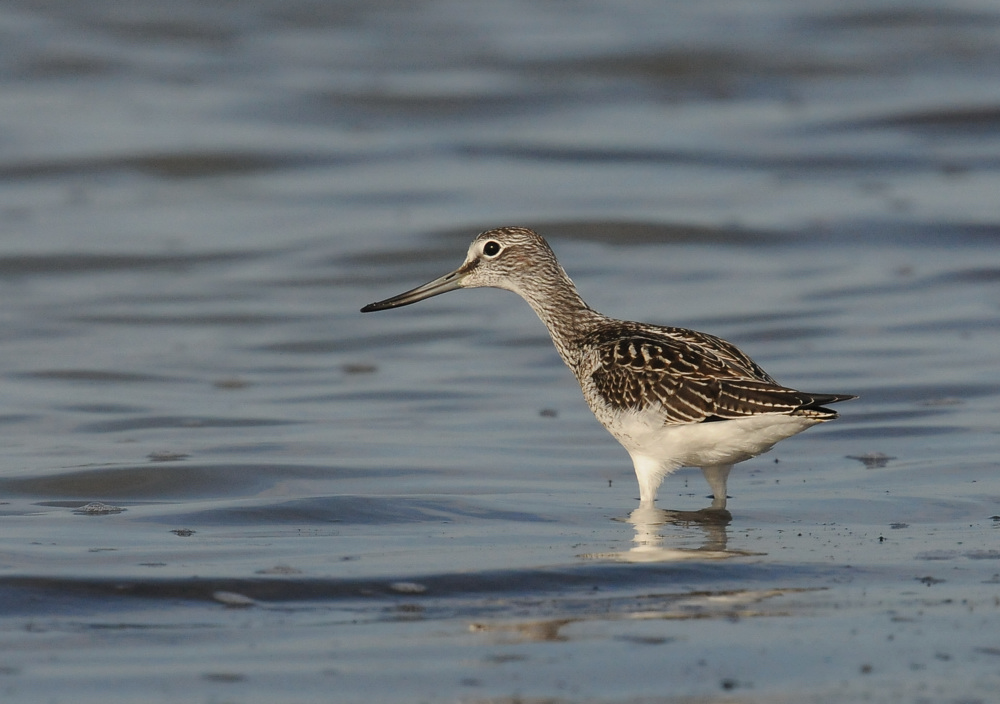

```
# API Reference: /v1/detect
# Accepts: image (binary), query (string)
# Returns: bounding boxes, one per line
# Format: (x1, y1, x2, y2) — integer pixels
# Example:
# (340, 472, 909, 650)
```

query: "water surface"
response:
(1, 1, 999, 702)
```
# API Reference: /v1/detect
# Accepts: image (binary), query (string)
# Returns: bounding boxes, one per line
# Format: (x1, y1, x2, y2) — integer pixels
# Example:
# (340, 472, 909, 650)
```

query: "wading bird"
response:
(362, 227, 854, 510)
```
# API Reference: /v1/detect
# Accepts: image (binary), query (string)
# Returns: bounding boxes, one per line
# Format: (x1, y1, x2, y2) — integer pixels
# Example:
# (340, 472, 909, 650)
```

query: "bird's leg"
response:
(630, 454, 672, 507)
(700, 464, 732, 510)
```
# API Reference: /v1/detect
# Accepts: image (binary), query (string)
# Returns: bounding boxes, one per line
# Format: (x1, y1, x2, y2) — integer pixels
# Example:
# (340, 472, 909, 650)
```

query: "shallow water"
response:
(1, 1, 1000, 702)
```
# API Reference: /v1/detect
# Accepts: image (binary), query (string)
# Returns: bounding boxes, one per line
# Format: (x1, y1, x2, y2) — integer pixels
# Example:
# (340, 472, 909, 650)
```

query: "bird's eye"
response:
(482, 240, 502, 257)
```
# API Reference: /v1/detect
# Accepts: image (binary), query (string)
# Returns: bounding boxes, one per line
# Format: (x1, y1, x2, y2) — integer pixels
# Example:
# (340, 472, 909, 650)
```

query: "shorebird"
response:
(361, 227, 854, 510)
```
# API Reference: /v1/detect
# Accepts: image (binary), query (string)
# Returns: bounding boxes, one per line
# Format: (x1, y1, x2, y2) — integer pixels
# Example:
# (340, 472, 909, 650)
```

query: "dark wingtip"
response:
(810, 393, 858, 406)
(796, 393, 857, 420)
(797, 394, 857, 420)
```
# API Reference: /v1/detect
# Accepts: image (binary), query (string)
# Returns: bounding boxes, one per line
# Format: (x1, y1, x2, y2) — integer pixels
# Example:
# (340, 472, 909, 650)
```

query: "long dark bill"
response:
(360, 263, 471, 313)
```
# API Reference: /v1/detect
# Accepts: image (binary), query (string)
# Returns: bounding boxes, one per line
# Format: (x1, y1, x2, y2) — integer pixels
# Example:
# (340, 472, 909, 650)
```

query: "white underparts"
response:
(618, 412, 823, 505)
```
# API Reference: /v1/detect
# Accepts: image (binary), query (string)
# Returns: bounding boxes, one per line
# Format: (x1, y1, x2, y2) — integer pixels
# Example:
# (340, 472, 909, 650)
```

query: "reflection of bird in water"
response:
(362, 227, 854, 509)
(581, 504, 757, 563)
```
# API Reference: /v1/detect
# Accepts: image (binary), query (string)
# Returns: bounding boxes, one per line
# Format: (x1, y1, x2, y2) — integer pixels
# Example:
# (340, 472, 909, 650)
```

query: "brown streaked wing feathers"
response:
(654, 327, 778, 385)
(588, 333, 853, 424)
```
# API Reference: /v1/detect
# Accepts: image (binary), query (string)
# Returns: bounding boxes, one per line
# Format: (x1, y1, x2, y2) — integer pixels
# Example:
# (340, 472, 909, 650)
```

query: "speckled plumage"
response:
(362, 226, 854, 509)
(582, 325, 845, 422)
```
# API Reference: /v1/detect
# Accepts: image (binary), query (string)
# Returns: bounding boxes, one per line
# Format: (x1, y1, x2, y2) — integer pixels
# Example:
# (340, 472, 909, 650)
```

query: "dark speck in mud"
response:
(148, 451, 190, 462)
(255, 564, 303, 575)
(202, 672, 246, 683)
(74, 502, 126, 515)
(615, 634, 674, 645)
(847, 453, 896, 468)
(213, 377, 251, 389)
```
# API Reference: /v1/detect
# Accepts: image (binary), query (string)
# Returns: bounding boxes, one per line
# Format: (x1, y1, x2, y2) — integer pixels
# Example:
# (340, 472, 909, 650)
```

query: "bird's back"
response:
(575, 321, 853, 427)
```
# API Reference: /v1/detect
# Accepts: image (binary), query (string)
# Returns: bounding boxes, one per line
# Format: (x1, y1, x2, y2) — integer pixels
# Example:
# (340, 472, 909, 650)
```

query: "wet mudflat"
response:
(0, 1, 999, 702)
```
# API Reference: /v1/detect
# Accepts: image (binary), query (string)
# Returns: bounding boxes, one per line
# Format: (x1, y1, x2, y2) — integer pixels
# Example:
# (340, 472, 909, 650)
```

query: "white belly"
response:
(609, 411, 822, 469)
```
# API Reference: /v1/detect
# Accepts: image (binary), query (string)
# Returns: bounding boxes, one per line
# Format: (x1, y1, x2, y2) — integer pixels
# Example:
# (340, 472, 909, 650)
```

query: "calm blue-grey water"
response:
(1, 1, 999, 702)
